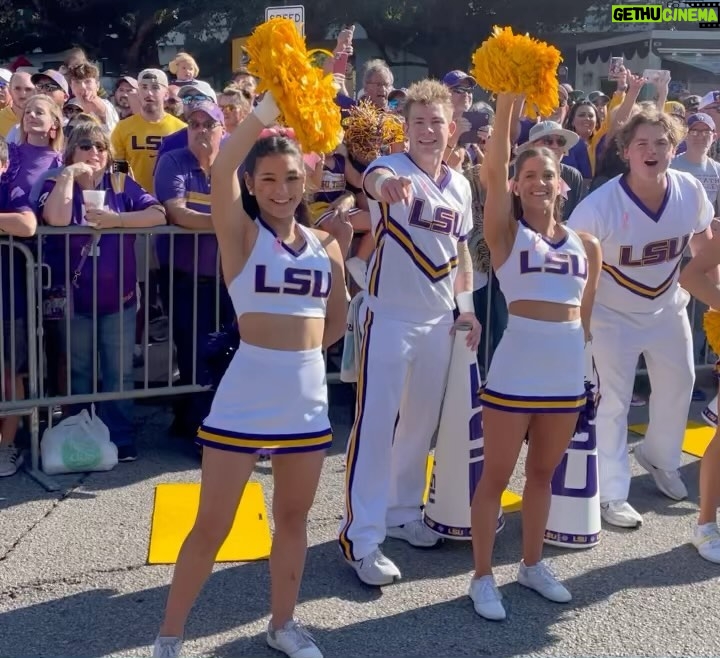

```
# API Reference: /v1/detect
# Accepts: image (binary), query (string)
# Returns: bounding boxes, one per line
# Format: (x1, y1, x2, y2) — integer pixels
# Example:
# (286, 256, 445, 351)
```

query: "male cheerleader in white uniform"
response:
(568, 108, 714, 528)
(338, 80, 481, 585)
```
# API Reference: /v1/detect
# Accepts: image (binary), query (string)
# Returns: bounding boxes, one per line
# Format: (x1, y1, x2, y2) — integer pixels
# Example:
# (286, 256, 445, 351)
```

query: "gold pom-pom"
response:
(704, 310, 720, 356)
(244, 18, 343, 154)
(341, 100, 405, 165)
(470, 25, 562, 119)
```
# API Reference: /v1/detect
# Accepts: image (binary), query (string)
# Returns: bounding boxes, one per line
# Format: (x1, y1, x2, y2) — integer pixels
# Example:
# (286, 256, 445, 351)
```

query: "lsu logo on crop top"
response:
(520, 250, 588, 279)
(254, 264, 331, 298)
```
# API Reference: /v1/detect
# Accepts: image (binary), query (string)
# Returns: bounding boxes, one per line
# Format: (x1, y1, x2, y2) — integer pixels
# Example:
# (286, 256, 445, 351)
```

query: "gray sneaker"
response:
(267, 620, 322, 658)
(0, 445, 23, 477)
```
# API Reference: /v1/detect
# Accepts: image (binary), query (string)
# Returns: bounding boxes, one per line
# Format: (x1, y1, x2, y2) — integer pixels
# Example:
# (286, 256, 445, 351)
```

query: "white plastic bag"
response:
(41, 406, 118, 475)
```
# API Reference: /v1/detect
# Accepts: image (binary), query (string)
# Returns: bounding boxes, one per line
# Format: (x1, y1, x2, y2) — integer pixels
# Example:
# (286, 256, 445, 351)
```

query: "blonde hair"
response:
(616, 107, 687, 153)
(63, 121, 113, 168)
(21, 95, 65, 152)
(402, 79, 454, 122)
(169, 52, 199, 78)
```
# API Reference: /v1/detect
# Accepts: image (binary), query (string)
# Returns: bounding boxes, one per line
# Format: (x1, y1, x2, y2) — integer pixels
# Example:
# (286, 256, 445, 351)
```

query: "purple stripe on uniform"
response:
(256, 216, 308, 257)
(198, 424, 331, 442)
(619, 173, 672, 223)
(386, 215, 458, 282)
(196, 438, 332, 454)
(338, 308, 375, 561)
(362, 164, 396, 200)
(481, 400, 585, 414)
(403, 153, 452, 192)
(481, 389, 586, 403)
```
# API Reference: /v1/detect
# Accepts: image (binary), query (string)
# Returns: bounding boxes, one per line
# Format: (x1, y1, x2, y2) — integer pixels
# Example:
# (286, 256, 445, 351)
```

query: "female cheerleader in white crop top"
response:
(468, 92, 601, 621)
(153, 92, 353, 658)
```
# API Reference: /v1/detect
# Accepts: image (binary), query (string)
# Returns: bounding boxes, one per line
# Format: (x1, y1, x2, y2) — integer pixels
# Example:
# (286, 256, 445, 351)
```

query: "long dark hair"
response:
(240, 134, 311, 227)
(511, 147, 564, 221)
(564, 100, 601, 135)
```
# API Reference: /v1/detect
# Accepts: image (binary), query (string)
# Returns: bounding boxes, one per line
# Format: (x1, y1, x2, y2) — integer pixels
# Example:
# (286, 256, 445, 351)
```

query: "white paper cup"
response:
(82, 189, 106, 210)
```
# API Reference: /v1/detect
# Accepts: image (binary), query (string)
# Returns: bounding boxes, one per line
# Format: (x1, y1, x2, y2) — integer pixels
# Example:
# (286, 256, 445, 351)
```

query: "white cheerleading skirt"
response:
(197, 342, 332, 454)
(481, 315, 586, 413)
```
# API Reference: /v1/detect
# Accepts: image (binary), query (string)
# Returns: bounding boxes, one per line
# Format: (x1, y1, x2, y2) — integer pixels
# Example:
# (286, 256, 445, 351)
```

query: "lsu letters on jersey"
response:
(362, 153, 473, 323)
(567, 170, 714, 314)
(111, 113, 185, 194)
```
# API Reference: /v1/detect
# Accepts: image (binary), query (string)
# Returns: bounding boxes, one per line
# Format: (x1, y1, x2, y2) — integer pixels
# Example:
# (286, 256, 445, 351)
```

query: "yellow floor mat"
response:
(629, 421, 716, 458)
(148, 482, 272, 565)
(424, 454, 523, 512)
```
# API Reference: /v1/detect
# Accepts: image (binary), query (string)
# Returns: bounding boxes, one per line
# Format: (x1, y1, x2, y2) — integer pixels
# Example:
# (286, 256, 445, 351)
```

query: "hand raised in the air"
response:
(378, 175, 412, 205)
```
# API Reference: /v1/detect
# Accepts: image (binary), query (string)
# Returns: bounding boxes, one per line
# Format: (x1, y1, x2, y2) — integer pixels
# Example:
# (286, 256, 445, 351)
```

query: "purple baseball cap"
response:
(442, 70, 476, 88)
(187, 101, 224, 125)
(31, 69, 69, 95)
(687, 112, 716, 132)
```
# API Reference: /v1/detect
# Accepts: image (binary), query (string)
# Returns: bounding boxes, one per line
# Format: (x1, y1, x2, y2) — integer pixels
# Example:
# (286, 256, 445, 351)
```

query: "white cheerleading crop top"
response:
(496, 219, 588, 307)
(229, 218, 332, 319)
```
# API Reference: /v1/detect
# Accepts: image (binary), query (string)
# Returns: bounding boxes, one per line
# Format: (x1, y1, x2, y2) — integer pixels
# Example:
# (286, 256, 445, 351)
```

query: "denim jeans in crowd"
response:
(473, 272, 508, 378)
(169, 271, 234, 432)
(69, 305, 136, 448)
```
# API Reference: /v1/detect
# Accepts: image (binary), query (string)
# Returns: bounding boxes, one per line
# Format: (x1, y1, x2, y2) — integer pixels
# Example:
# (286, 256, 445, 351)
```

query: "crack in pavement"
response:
(0, 562, 148, 600)
(0, 473, 91, 563)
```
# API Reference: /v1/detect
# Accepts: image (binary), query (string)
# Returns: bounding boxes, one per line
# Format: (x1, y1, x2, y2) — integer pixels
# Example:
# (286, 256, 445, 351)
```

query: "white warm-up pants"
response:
(590, 302, 695, 503)
(338, 306, 453, 562)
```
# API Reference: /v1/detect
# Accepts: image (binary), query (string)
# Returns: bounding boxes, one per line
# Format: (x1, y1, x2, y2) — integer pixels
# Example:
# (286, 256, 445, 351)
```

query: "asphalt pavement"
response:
(1, 380, 719, 658)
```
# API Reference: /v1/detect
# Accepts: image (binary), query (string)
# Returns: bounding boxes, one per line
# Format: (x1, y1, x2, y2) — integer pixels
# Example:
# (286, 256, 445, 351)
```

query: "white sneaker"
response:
(633, 444, 688, 501)
(600, 500, 643, 528)
(387, 519, 442, 548)
(152, 636, 182, 658)
(517, 561, 572, 603)
(345, 257, 367, 289)
(0, 445, 23, 477)
(693, 523, 720, 564)
(347, 547, 401, 586)
(469, 575, 506, 620)
(267, 620, 322, 658)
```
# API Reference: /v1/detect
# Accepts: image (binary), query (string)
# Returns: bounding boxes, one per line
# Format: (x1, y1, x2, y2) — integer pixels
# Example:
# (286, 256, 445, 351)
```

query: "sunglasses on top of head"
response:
(182, 94, 212, 104)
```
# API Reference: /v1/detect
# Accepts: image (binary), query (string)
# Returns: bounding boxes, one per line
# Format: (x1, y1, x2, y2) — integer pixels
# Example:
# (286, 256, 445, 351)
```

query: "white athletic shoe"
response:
(345, 257, 367, 290)
(267, 620, 323, 658)
(600, 500, 643, 528)
(693, 523, 720, 564)
(633, 444, 688, 501)
(347, 547, 401, 586)
(469, 575, 506, 620)
(517, 560, 572, 603)
(152, 636, 182, 658)
(386, 519, 442, 548)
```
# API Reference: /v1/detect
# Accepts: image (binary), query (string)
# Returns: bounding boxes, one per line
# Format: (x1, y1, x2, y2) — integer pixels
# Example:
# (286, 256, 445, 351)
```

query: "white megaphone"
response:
(544, 345, 601, 549)
(423, 316, 504, 539)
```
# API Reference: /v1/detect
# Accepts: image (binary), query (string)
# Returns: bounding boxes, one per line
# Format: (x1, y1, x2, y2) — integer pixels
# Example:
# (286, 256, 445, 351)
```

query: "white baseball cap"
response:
(0, 68, 12, 85)
(178, 80, 217, 103)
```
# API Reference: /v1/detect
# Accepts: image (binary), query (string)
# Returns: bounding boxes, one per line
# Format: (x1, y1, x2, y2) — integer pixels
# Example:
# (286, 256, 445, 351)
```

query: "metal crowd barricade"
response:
(0, 226, 344, 492)
(0, 237, 43, 487)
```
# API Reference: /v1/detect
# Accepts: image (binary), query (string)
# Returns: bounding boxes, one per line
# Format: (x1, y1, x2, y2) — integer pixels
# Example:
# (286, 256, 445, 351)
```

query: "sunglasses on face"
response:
(182, 94, 212, 104)
(220, 104, 239, 112)
(538, 136, 567, 147)
(452, 87, 473, 95)
(688, 128, 713, 136)
(188, 119, 220, 130)
(77, 140, 108, 152)
(37, 82, 61, 93)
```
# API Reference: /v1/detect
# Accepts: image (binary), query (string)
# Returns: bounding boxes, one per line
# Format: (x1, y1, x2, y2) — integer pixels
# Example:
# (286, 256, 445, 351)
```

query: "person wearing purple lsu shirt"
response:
(37, 121, 166, 462)
(0, 136, 38, 478)
(154, 101, 234, 437)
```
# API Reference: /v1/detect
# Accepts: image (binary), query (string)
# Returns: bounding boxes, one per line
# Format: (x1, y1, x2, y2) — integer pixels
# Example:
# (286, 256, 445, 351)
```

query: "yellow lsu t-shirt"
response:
(111, 113, 185, 194)
(0, 106, 19, 138)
